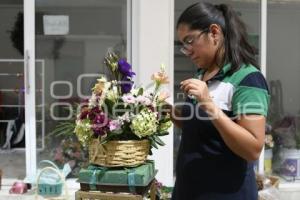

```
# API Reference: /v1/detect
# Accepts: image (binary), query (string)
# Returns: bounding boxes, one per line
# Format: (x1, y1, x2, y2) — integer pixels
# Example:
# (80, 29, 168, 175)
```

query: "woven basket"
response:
(89, 139, 150, 167)
(35, 167, 70, 200)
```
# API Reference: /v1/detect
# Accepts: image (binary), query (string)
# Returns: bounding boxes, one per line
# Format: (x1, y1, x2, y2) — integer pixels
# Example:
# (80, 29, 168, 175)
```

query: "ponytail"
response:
(177, 2, 259, 73)
(217, 4, 258, 73)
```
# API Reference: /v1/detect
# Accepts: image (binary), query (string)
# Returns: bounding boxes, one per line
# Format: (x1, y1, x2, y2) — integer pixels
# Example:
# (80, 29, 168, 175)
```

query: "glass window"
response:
(0, 0, 25, 179)
(266, 0, 300, 183)
(35, 0, 128, 177)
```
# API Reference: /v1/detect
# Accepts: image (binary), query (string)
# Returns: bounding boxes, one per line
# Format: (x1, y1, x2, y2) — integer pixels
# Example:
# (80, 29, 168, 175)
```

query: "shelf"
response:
(35, 34, 122, 41)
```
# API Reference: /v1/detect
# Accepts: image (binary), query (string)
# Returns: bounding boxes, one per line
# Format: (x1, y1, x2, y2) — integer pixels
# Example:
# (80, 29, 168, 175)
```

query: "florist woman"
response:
(170, 2, 270, 200)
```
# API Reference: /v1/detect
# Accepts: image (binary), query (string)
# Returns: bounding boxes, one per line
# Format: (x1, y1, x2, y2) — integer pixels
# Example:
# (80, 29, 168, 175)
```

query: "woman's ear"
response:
(209, 24, 222, 45)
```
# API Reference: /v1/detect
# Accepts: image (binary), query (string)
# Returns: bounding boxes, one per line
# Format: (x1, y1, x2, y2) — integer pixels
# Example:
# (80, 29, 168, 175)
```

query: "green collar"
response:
(196, 63, 232, 80)
(221, 63, 232, 75)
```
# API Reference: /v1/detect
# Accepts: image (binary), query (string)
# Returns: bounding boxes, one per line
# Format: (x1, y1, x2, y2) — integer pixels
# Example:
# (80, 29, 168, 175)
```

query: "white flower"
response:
(106, 85, 118, 102)
(88, 93, 98, 107)
(130, 108, 158, 138)
(136, 95, 152, 106)
(118, 112, 132, 123)
(122, 94, 136, 104)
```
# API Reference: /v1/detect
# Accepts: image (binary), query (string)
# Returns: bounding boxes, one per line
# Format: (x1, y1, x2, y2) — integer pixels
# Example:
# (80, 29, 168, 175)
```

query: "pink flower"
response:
(71, 151, 82, 159)
(54, 147, 64, 163)
(109, 120, 122, 131)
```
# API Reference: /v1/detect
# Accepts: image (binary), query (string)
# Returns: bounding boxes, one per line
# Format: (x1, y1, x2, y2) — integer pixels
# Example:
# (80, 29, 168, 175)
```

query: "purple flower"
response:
(88, 107, 102, 120)
(120, 77, 133, 94)
(118, 59, 135, 77)
(91, 113, 110, 136)
(79, 110, 89, 120)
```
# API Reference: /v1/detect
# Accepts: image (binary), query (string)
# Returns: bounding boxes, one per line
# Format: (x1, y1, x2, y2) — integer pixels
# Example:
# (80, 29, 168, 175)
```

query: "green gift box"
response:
(78, 160, 155, 186)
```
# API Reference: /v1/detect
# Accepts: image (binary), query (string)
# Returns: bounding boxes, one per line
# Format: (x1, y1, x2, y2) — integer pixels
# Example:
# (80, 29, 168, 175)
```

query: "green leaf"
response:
(149, 136, 158, 149)
(104, 98, 115, 115)
(159, 117, 171, 123)
(137, 88, 144, 96)
(111, 129, 123, 135)
(102, 131, 123, 143)
(49, 122, 75, 137)
(156, 131, 169, 136)
(153, 135, 165, 146)
(51, 125, 72, 133)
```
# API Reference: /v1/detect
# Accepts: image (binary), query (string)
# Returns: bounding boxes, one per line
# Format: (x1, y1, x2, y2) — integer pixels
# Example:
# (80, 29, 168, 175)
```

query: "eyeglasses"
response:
(180, 29, 208, 56)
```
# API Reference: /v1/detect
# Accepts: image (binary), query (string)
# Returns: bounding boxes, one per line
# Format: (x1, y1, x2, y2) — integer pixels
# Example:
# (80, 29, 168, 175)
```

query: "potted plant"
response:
(54, 52, 172, 167)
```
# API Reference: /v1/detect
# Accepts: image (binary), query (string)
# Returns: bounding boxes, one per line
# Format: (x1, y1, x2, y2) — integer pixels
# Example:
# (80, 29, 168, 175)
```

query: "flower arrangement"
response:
(52, 137, 88, 176)
(74, 52, 172, 153)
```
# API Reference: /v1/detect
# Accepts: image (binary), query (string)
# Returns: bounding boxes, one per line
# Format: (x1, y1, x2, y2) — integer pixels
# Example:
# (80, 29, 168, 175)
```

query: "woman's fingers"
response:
(180, 82, 199, 93)
(180, 78, 211, 102)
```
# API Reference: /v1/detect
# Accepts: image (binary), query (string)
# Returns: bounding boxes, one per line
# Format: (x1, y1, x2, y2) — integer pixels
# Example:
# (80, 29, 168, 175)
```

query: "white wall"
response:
(132, 0, 174, 186)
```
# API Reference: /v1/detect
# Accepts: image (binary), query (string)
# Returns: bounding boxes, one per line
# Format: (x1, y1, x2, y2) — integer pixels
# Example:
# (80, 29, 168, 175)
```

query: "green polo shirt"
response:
(196, 63, 270, 116)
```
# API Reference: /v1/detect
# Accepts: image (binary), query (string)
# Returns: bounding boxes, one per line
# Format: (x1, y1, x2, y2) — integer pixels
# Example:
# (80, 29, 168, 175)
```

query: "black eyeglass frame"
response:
(180, 28, 209, 56)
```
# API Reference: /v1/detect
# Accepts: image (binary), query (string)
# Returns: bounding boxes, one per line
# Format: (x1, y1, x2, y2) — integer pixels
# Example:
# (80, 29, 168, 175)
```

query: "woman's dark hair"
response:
(177, 2, 258, 73)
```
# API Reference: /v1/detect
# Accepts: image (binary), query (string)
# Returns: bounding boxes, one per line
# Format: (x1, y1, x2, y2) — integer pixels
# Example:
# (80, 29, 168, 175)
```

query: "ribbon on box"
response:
(90, 170, 97, 190)
(87, 165, 107, 190)
(126, 168, 136, 193)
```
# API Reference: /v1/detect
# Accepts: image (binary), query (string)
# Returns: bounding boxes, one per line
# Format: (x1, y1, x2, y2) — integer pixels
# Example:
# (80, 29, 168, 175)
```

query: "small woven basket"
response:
(35, 167, 69, 200)
(89, 139, 150, 167)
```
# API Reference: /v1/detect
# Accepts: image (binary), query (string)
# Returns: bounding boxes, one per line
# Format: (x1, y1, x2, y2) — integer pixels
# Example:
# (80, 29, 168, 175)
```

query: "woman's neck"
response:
(202, 64, 220, 82)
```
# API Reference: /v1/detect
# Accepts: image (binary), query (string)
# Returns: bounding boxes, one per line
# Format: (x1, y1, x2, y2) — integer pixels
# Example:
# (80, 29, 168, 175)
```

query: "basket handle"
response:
(91, 139, 106, 162)
(38, 160, 60, 171)
(35, 167, 69, 200)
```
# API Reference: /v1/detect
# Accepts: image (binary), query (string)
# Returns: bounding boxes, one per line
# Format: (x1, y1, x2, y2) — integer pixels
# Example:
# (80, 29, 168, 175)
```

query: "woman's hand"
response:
(180, 78, 212, 104)
(161, 101, 183, 128)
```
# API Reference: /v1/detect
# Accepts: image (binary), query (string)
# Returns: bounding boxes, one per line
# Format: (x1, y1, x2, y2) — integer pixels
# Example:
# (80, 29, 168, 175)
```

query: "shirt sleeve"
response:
(232, 72, 270, 116)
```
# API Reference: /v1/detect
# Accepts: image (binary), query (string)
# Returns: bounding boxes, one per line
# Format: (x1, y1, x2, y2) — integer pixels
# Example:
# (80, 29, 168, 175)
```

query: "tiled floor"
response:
(0, 150, 26, 179)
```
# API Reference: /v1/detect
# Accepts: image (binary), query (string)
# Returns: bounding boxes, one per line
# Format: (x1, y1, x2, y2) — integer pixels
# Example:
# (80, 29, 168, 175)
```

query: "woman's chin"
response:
(193, 61, 204, 68)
